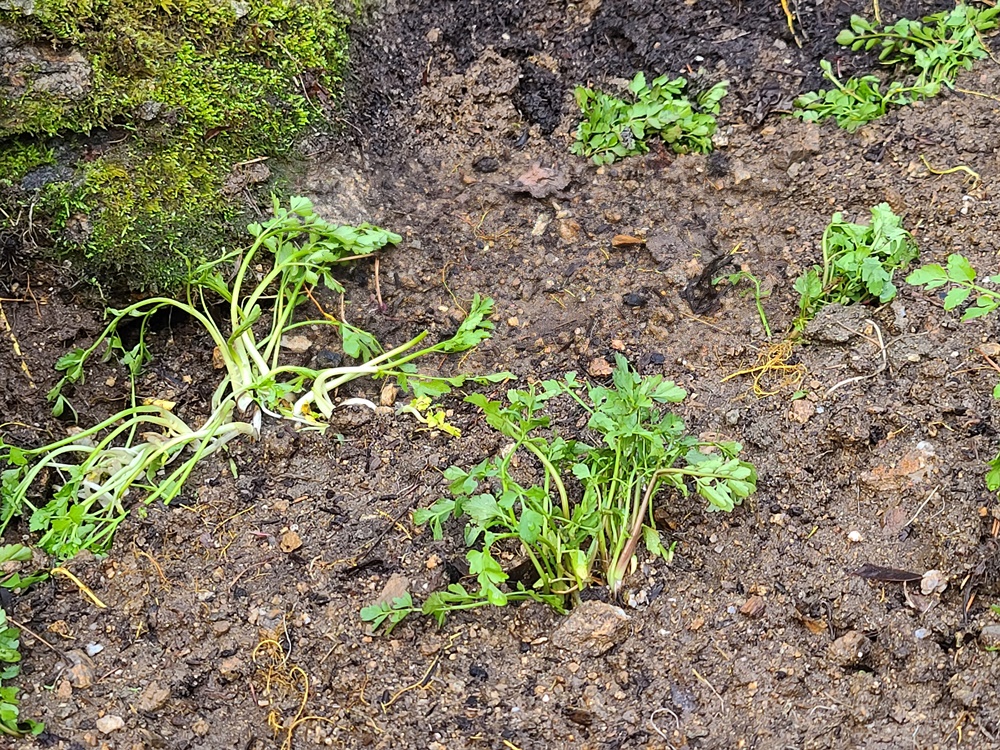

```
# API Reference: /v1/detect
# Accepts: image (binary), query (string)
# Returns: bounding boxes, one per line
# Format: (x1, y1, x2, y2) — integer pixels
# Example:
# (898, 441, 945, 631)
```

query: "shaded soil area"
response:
(5, 1, 1000, 748)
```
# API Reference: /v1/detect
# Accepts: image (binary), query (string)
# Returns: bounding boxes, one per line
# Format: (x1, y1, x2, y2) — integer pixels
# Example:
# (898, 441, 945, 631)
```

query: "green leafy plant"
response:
(907, 253, 1000, 400)
(571, 72, 728, 165)
(794, 203, 918, 329)
(716, 270, 773, 340)
(906, 254, 1000, 322)
(907, 254, 1000, 534)
(792, 60, 921, 132)
(363, 356, 757, 631)
(2, 197, 508, 560)
(794, 4, 999, 130)
(0, 606, 43, 737)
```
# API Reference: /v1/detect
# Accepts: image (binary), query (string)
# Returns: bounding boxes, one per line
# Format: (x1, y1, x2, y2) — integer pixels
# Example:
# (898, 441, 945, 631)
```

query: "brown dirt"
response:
(5, 1, 1000, 748)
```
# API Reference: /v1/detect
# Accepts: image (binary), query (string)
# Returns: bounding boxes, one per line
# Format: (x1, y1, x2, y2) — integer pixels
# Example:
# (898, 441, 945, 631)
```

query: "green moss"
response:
(0, 139, 55, 185)
(0, 0, 352, 291)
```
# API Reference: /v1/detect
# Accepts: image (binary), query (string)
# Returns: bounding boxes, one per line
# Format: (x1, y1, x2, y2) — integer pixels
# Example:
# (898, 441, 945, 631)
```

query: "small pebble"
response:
(96, 715, 125, 734)
(847, 530, 863, 543)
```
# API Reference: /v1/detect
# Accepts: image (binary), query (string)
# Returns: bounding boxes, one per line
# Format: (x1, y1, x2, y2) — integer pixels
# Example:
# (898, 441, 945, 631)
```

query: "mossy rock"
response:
(0, 0, 354, 292)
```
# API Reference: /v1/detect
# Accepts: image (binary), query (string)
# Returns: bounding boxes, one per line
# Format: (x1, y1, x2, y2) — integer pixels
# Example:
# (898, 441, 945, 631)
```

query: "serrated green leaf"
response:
(943, 286, 972, 310)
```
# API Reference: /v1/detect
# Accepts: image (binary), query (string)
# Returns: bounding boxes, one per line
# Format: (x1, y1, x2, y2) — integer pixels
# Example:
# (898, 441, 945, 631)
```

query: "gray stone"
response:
(980, 624, 1000, 650)
(552, 600, 631, 657)
(828, 630, 872, 667)
(804, 303, 870, 345)
(1, 25, 92, 100)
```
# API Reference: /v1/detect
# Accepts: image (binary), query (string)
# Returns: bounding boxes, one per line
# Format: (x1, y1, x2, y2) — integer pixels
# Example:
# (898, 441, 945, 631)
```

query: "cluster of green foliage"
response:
(908, 254, 1000, 508)
(906, 254, 1000, 322)
(571, 72, 728, 165)
(0, 0, 353, 290)
(793, 4, 999, 131)
(1, 198, 506, 560)
(794, 203, 919, 329)
(0, 544, 45, 738)
(362, 356, 756, 632)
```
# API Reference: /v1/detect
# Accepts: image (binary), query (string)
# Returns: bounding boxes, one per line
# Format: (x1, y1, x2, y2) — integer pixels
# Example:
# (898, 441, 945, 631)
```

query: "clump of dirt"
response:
(5, 1, 1000, 748)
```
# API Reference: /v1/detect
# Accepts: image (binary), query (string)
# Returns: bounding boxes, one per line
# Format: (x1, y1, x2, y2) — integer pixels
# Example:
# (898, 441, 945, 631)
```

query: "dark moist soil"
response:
(6, 1, 1000, 748)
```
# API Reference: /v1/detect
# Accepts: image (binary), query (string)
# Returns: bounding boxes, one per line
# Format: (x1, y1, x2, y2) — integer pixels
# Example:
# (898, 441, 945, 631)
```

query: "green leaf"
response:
(836, 29, 856, 45)
(946, 253, 977, 282)
(518, 507, 544, 544)
(942, 286, 972, 310)
(906, 263, 948, 287)
(643, 525, 671, 560)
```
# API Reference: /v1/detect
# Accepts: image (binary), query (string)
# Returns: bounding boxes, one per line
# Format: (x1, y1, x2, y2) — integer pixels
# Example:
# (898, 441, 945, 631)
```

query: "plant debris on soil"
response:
(6, 1, 1000, 749)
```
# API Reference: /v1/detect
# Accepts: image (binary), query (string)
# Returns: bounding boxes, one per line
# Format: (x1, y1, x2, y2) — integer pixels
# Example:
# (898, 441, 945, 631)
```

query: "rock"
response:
(622, 292, 648, 307)
(96, 714, 125, 734)
(789, 399, 815, 424)
(980, 624, 1000, 649)
(279, 530, 303, 553)
(218, 655, 243, 682)
(0, 1, 36, 13)
(371, 574, 410, 610)
(828, 630, 871, 667)
(558, 219, 581, 242)
(552, 600, 631, 657)
(54, 678, 73, 699)
(772, 122, 821, 170)
(804, 303, 869, 344)
(587, 357, 613, 377)
(230, 0, 250, 19)
(137, 681, 171, 713)
(920, 569, 948, 595)
(64, 650, 95, 688)
(512, 163, 569, 199)
(0, 26, 92, 103)
(280, 334, 312, 353)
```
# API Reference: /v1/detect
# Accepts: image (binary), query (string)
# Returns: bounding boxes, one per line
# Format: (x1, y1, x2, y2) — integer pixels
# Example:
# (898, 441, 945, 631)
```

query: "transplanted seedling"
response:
(716, 269, 773, 340)
(363, 356, 757, 632)
(908, 254, 1000, 393)
(906, 253, 1000, 322)
(1, 197, 508, 561)
(907, 253, 1000, 397)
(794, 3, 1000, 131)
(907, 253, 1000, 524)
(572, 72, 728, 165)
(794, 202, 919, 329)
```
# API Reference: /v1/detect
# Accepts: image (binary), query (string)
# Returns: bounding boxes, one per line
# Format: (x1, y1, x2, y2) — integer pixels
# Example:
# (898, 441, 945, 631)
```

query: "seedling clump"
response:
(1, 197, 507, 561)
(363, 356, 757, 632)
(794, 203, 918, 329)
(0, 544, 44, 737)
(794, 3, 999, 131)
(908, 254, 1000, 510)
(572, 72, 728, 165)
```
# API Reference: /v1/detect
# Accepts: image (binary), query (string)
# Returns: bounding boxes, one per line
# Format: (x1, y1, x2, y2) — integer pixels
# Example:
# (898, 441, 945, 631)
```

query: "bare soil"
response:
(5, 1, 1000, 748)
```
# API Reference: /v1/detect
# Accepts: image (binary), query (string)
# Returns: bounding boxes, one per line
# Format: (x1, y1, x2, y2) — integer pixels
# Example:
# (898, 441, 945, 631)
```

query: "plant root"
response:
(721, 338, 806, 396)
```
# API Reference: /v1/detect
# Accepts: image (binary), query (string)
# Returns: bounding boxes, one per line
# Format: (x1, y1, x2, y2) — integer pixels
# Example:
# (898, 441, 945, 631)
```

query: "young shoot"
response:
(364, 356, 757, 631)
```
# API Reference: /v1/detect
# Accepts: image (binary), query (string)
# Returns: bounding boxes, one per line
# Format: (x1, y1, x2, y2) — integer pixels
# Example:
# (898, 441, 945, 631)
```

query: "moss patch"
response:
(0, 0, 352, 291)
